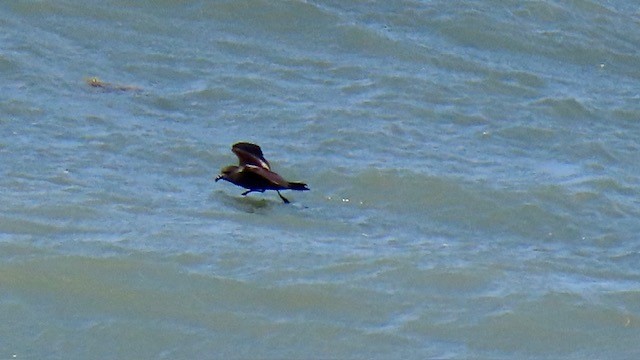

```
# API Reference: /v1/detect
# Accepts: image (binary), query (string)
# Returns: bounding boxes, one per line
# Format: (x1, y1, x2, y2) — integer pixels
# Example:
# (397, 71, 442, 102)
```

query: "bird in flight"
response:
(215, 142, 309, 203)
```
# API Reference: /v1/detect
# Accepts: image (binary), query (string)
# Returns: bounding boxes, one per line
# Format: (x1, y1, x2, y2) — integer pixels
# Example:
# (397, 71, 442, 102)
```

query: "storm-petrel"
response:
(215, 142, 309, 203)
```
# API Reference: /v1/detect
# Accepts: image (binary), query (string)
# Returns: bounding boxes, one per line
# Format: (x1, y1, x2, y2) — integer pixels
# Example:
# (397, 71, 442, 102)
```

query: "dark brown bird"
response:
(215, 142, 309, 203)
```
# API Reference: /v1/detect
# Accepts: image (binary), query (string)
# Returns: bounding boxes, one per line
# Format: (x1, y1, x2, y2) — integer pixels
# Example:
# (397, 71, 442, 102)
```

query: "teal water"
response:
(1, 0, 640, 358)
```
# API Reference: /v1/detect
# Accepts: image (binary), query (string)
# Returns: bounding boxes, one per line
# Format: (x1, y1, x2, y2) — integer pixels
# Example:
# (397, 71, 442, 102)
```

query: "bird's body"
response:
(215, 142, 309, 203)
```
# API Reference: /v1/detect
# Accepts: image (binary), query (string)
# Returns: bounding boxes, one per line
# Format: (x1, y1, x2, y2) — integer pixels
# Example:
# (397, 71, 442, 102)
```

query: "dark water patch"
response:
(0, 215, 86, 236)
(0, 240, 50, 262)
(338, 169, 584, 241)
(427, 3, 561, 57)
(533, 97, 595, 120)
(467, 73, 541, 99)
(603, 289, 640, 315)
(0, 254, 418, 358)
(495, 124, 558, 145)
(0, 53, 17, 73)
(512, 0, 572, 22)
(467, 292, 638, 356)
(566, 139, 621, 164)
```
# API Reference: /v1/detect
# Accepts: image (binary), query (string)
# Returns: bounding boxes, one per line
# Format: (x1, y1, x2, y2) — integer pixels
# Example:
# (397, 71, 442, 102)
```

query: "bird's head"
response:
(215, 165, 238, 182)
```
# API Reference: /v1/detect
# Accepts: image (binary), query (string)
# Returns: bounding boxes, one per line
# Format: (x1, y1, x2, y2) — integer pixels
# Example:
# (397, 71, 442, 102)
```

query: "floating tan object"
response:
(85, 77, 141, 92)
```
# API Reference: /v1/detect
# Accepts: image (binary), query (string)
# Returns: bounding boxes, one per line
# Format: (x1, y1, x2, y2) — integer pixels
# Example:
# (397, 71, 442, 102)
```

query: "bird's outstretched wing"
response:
(232, 142, 271, 170)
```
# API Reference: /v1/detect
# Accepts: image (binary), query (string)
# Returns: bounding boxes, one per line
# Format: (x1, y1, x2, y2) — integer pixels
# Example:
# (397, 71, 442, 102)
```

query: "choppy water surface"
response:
(1, 0, 640, 358)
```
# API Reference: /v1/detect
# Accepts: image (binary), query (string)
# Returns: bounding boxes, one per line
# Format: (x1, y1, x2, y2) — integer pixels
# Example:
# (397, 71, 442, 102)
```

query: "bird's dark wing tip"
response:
(232, 142, 264, 158)
(232, 142, 271, 169)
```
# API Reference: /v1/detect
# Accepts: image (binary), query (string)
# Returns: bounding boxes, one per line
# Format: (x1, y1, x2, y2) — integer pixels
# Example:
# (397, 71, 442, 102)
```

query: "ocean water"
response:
(1, 0, 640, 358)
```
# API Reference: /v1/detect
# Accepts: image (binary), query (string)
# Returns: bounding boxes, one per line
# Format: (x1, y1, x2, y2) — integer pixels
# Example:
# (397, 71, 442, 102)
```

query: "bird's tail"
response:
(288, 182, 310, 191)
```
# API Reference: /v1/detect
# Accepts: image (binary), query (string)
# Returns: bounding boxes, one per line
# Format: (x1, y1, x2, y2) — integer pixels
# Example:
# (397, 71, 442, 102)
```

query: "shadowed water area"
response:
(1, 0, 640, 358)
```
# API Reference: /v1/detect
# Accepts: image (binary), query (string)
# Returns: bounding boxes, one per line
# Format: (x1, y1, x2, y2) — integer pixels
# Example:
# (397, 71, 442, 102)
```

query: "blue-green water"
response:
(1, 1, 640, 358)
